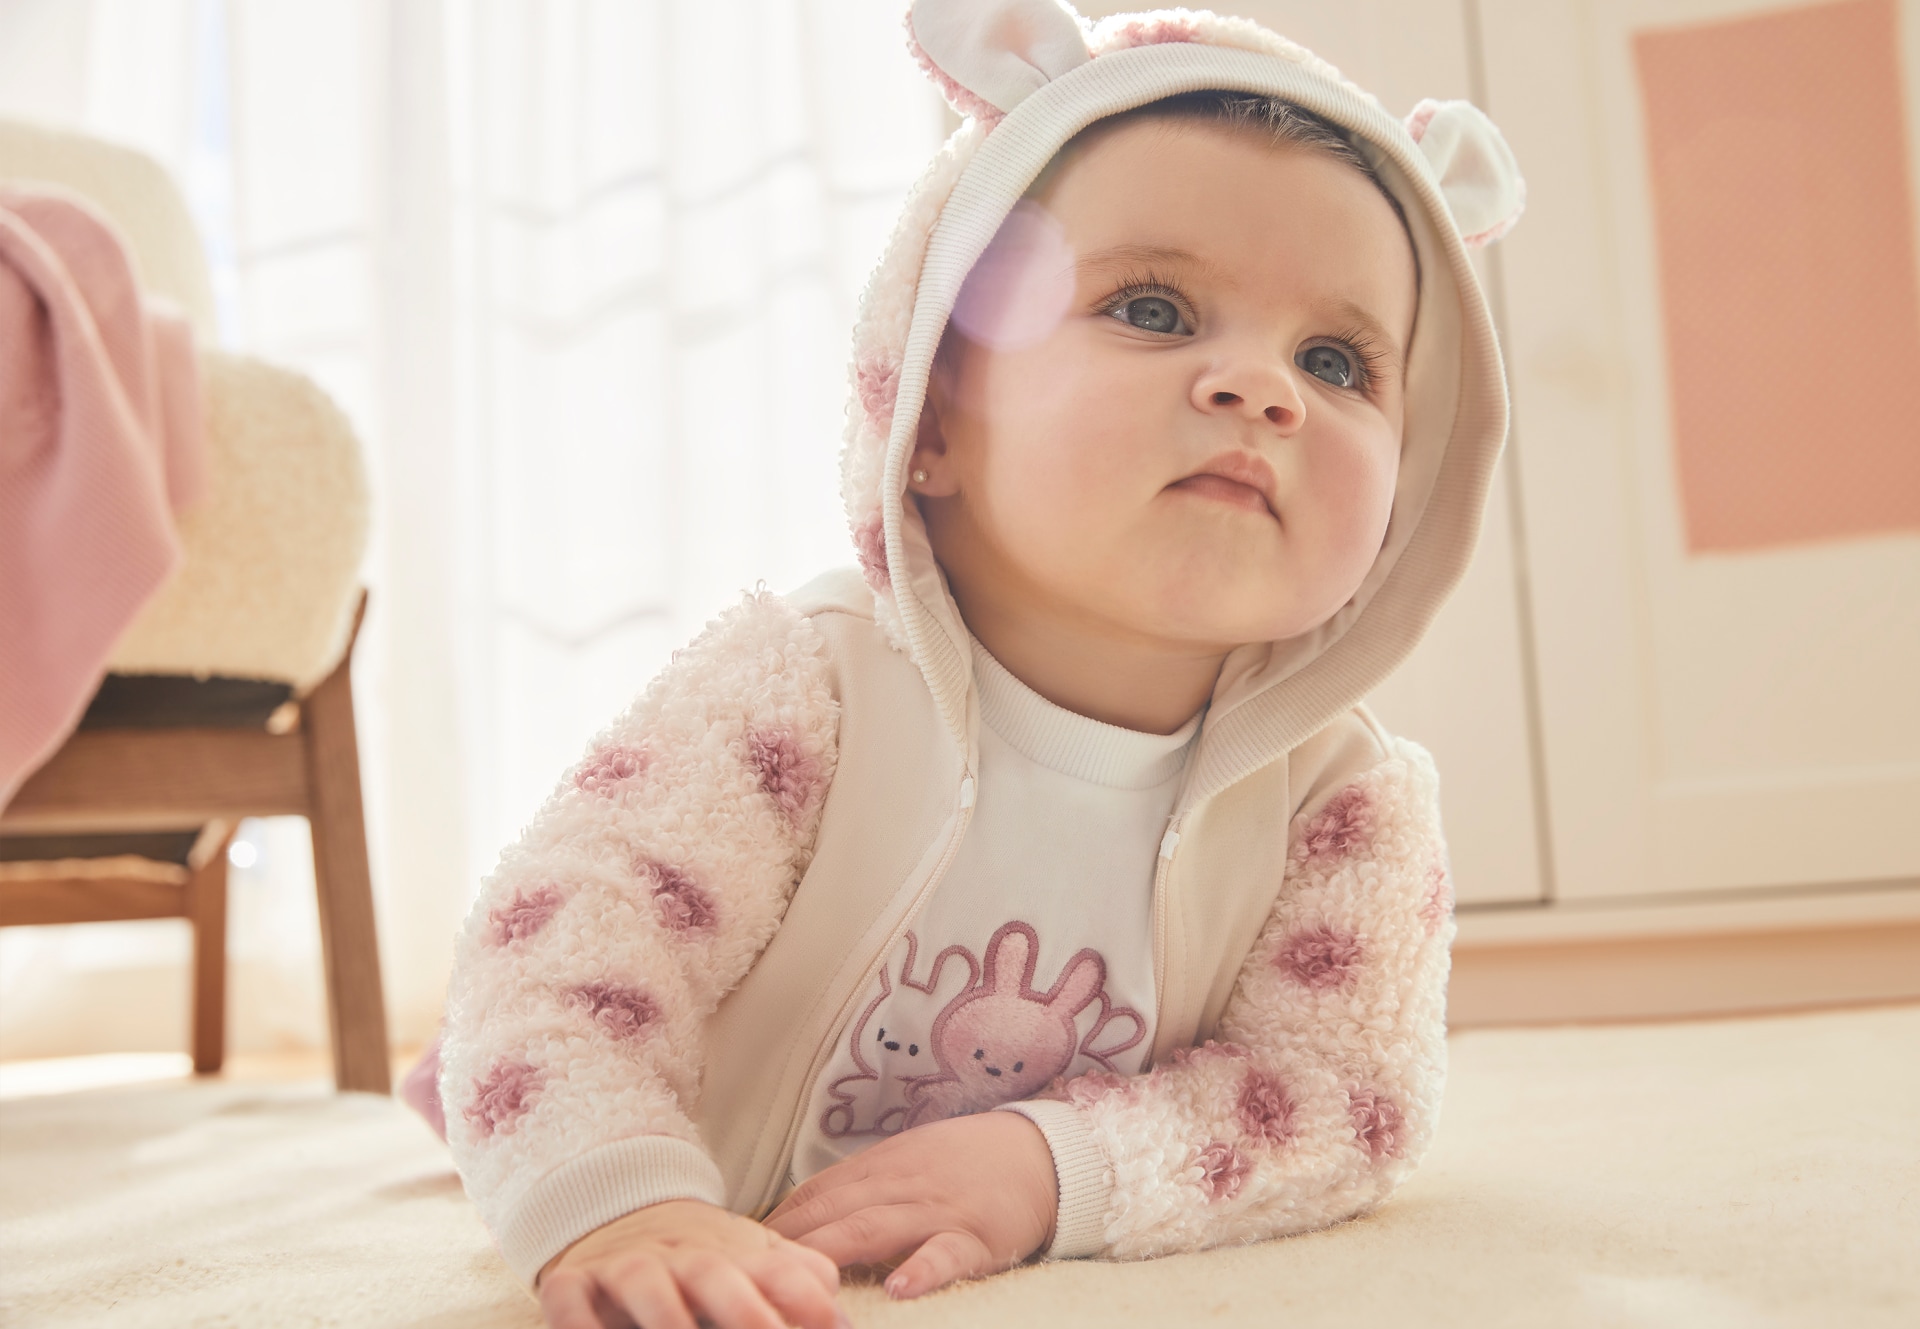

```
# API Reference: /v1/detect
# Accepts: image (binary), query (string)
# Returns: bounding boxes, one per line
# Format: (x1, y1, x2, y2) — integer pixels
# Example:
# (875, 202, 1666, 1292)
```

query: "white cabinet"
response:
(1460, 0, 1920, 1019)
(1482, 0, 1920, 909)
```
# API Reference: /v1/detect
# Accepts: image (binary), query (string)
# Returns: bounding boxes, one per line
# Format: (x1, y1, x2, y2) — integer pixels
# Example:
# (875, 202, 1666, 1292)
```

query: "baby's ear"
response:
(1405, 99, 1526, 248)
(908, 0, 1091, 119)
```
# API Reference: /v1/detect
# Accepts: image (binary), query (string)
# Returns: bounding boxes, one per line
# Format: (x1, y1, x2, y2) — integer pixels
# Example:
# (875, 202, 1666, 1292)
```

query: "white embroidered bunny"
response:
(903, 920, 1142, 1128)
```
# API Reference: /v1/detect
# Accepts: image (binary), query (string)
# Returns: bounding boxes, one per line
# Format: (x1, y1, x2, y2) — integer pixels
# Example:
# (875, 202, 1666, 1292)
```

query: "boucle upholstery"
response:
(0, 118, 215, 341)
(0, 117, 369, 692)
(105, 350, 370, 692)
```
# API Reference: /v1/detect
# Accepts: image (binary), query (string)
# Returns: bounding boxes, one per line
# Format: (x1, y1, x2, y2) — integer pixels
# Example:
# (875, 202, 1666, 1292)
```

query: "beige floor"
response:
(1, 1005, 1916, 1328)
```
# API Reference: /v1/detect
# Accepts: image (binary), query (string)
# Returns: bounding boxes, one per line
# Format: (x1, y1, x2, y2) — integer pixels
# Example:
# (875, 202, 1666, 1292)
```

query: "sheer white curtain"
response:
(0, 0, 944, 1059)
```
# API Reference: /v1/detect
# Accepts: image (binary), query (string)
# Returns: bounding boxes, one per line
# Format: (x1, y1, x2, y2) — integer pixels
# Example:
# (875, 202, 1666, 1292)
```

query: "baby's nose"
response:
(1207, 388, 1297, 428)
(1193, 356, 1306, 429)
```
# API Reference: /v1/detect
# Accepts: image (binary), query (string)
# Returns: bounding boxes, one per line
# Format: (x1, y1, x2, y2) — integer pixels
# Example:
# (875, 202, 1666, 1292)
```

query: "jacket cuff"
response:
(497, 1135, 727, 1285)
(993, 1099, 1112, 1260)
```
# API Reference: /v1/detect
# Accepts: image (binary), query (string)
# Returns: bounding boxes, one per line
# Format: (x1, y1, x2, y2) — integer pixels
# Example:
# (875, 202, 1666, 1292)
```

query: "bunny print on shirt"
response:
(819, 920, 1147, 1141)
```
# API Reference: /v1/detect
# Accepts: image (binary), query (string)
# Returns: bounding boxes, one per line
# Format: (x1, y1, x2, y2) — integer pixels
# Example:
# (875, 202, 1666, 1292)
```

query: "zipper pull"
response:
(959, 776, 976, 809)
(1159, 824, 1181, 859)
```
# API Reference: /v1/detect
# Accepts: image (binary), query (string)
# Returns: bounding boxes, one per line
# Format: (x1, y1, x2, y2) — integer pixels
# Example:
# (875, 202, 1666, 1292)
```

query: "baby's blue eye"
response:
(1112, 296, 1186, 335)
(1297, 345, 1356, 388)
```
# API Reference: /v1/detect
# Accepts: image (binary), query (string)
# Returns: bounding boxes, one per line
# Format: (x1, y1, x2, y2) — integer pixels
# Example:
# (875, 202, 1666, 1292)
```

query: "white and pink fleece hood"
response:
(842, 0, 1523, 793)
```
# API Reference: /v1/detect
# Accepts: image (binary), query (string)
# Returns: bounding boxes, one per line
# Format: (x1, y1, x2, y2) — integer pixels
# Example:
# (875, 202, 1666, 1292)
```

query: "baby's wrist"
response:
(989, 1105, 1060, 1254)
(537, 1197, 719, 1286)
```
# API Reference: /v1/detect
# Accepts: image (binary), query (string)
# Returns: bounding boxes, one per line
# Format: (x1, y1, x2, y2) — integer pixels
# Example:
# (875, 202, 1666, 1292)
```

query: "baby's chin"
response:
(1092, 573, 1348, 651)
(1076, 542, 1345, 641)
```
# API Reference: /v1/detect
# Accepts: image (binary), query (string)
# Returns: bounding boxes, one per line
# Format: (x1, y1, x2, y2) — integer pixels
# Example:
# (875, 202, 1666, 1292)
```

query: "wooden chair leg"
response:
(188, 821, 236, 1075)
(302, 597, 391, 1094)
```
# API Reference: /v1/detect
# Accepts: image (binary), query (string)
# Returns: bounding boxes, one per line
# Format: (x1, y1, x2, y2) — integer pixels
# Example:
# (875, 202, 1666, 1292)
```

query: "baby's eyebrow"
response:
(1076, 243, 1233, 286)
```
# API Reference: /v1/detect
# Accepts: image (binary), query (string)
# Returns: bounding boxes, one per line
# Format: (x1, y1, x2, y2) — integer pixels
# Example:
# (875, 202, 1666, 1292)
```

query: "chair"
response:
(0, 119, 389, 1093)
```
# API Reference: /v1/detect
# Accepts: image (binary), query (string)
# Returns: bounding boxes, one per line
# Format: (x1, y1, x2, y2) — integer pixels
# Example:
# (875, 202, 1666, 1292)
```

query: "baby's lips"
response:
(1173, 472, 1274, 518)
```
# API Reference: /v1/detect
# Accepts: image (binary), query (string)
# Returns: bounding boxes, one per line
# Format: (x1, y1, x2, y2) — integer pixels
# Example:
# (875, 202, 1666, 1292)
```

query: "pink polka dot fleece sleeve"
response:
(1001, 739, 1455, 1261)
(438, 590, 839, 1282)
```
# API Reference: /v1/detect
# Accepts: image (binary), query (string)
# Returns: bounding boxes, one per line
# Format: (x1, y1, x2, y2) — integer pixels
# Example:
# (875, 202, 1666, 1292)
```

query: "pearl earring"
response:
(911, 468, 929, 484)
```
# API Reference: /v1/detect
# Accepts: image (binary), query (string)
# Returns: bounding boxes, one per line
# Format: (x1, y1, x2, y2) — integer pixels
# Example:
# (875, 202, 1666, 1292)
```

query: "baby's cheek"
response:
(989, 430, 1132, 576)
(971, 341, 1162, 560)
(1299, 427, 1399, 578)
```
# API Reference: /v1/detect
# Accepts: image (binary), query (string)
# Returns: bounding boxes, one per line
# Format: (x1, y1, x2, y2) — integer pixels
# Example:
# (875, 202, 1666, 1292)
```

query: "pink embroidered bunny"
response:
(903, 920, 1139, 1128)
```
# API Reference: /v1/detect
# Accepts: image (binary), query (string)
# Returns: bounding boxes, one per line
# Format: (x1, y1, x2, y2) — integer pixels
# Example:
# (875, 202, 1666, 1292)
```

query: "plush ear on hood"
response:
(1405, 98, 1526, 247)
(908, 0, 1091, 117)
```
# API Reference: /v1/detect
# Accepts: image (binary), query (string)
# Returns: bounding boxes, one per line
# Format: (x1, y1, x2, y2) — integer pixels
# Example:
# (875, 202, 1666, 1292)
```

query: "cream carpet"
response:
(2, 1004, 1915, 1328)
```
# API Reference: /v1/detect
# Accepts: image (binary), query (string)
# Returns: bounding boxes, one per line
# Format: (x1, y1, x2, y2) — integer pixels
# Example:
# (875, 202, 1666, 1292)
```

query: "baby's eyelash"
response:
(1323, 326, 1392, 392)
(1094, 269, 1195, 323)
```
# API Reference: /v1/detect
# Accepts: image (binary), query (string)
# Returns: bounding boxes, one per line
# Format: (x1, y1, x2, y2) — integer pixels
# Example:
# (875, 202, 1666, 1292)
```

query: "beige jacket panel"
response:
(701, 570, 968, 1214)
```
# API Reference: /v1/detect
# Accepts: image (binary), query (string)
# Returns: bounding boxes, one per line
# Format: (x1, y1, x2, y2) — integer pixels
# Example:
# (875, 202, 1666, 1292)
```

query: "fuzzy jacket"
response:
(439, 0, 1521, 1286)
(442, 579, 1451, 1276)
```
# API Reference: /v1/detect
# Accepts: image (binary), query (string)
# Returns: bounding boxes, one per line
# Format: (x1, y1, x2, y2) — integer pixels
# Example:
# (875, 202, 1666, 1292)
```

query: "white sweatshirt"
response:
(792, 636, 1201, 1183)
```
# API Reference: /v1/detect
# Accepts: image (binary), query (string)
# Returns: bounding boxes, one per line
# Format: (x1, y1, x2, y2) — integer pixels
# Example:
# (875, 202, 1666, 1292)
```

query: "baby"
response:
(431, 3, 1523, 1327)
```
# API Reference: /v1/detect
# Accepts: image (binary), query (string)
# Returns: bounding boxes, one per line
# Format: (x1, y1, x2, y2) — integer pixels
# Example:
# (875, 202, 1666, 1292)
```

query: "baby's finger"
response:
(776, 1235, 845, 1295)
(788, 1201, 934, 1270)
(766, 1174, 913, 1243)
(604, 1256, 700, 1329)
(742, 1248, 843, 1329)
(535, 1268, 606, 1329)
(884, 1230, 996, 1301)
(673, 1250, 791, 1329)
(765, 1155, 877, 1226)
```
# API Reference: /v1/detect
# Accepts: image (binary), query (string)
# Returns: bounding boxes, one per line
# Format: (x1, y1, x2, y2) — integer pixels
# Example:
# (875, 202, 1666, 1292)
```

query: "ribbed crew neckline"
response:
(970, 635, 1202, 789)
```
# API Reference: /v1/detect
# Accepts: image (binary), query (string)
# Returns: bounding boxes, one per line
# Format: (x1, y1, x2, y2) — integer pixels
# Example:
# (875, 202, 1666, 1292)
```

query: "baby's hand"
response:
(538, 1198, 843, 1329)
(763, 1111, 1057, 1300)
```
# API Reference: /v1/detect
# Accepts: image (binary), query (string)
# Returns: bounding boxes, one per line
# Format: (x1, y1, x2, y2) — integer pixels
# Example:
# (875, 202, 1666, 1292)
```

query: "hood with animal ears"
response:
(840, 0, 1523, 803)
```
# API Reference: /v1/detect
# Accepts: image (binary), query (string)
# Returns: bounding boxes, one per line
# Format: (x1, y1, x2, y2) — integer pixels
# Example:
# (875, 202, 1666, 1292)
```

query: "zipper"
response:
(767, 771, 977, 1207)
(1146, 816, 1181, 1072)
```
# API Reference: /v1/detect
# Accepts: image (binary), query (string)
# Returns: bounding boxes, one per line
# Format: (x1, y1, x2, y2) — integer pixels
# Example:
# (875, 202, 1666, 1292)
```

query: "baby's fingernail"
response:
(885, 1274, 909, 1299)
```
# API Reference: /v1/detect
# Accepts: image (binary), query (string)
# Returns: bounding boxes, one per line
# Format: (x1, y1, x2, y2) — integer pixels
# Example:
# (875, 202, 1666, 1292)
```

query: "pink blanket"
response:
(0, 186, 204, 810)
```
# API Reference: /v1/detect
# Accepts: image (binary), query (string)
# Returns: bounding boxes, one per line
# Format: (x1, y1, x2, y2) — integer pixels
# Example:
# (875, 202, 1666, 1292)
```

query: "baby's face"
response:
(917, 118, 1418, 653)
